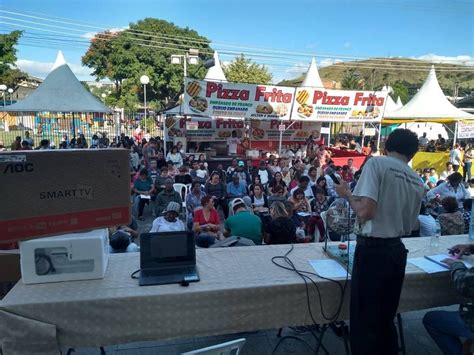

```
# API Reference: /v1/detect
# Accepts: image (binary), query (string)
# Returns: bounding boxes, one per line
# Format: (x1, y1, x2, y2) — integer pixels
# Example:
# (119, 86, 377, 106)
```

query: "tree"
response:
(341, 68, 363, 89)
(82, 19, 213, 110)
(223, 54, 272, 84)
(0, 31, 28, 88)
(390, 81, 409, 105)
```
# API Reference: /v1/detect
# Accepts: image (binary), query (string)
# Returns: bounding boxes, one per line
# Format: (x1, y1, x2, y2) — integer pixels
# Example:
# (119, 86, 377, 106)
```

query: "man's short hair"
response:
(385, 129, 419, 159)
(299, 175, 310, 184)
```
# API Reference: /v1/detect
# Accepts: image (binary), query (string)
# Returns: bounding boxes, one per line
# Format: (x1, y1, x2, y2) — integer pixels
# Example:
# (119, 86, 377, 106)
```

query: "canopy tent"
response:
(383, 66, 473, 123)
(396, 96, 403, 109)
(204, 51, 227, 82)
(396, 122, 448, 140)
(0, 51, 112, 113)
(301, 57, 324, 87)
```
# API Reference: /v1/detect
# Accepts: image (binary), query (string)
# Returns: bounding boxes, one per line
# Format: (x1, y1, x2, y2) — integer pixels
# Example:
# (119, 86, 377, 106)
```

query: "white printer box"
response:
(19, 229, 109, 284)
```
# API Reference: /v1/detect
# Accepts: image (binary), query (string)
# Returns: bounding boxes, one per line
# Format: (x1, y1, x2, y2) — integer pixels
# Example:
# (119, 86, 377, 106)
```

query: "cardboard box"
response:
(0, 149, 131, 243)
(0, 251, 21, 283)
(19, 229, 109, 284)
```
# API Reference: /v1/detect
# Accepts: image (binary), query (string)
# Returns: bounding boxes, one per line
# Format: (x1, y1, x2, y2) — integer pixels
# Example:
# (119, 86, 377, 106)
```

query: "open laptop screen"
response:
(140, 231, 195, 269)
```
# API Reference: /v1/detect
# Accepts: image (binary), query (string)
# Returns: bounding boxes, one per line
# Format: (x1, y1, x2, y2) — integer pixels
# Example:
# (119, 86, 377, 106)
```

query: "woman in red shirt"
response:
(193, 195, 221, 248)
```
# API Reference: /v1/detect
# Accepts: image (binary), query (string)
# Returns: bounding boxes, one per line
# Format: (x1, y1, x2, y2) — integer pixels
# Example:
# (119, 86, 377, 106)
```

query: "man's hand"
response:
(335, 180, 351, 199)
(448, 244, 471, 258)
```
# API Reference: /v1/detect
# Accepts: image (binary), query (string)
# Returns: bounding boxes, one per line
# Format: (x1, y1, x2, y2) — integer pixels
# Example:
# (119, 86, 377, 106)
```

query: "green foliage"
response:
(341, 69, 363, 89)
(223, 54, 272, 84)
(82, 18, 213, 110)
(0, 31, 28, 87)
(390, 81, 409, 104)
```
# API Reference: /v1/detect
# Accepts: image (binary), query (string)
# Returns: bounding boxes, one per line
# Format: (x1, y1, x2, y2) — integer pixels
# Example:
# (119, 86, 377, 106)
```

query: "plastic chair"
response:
(173, 183, 188, 203)
(181, 338, 246, 355)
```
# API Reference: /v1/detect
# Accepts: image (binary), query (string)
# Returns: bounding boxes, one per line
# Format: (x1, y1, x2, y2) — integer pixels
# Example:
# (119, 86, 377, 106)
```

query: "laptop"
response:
(139, 231, 199, 286)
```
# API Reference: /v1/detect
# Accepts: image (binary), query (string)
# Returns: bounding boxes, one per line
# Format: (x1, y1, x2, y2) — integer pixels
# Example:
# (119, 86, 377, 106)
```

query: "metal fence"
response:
(0, 111, 163, 148)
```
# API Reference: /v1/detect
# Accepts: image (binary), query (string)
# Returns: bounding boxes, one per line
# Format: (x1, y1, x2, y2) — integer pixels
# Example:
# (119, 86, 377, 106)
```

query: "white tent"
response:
(384, 66, 473, 123)
(399, 122, 449, 140)
(396, 96, 403, 109)
(301, 57, 324, 88)
(204, 51, 227, 82)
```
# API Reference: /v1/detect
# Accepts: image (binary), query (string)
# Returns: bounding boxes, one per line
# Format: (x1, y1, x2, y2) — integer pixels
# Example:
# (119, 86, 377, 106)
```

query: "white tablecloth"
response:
(0, 235, 469, 355)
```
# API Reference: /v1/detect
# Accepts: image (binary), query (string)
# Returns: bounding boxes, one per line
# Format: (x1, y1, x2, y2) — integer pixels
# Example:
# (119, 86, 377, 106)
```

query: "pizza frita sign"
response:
(183, 78, 388, 122)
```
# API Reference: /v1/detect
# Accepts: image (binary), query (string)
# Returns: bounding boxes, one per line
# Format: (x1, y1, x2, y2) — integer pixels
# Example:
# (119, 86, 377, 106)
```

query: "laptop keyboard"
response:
(142, 267, 196, 277)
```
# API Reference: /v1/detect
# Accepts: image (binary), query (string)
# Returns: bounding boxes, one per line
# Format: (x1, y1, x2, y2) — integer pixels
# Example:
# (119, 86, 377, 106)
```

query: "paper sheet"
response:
(425, 254, 472, 268)
(140, 194, 151, 199)
(408, 257, 448, 274)
(309, 259, 350, 279)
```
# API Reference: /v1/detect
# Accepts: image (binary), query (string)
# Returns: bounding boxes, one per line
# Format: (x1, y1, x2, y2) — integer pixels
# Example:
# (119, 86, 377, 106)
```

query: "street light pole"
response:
(7, 88, 13, 105)
(0, 85, 6, 107)
(140, 75, 150, 136)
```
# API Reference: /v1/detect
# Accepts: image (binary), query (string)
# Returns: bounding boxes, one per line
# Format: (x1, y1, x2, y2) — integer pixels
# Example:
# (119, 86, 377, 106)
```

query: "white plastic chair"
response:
(181, 338, 246, 355)
(173, 183, 188, 203)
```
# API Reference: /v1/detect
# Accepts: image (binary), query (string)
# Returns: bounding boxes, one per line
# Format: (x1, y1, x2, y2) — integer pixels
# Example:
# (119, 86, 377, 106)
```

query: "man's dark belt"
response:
(356, 236, 403, 247)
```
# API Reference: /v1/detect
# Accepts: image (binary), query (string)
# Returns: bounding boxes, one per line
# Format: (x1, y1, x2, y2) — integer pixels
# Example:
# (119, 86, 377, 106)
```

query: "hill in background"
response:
(278, 58, 474, 101)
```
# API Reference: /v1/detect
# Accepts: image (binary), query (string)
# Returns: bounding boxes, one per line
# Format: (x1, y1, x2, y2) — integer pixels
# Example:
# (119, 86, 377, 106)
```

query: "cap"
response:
(238, 160, 245, 167)
(163, 201, 181, 215)
(230, 198, 246, 212)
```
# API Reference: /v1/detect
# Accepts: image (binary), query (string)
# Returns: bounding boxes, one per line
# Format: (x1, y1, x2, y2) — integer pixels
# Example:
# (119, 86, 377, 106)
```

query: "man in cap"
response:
(150, 201, 185, 233)
(224, 198, 262, 245)
(155, 178, 183, 216)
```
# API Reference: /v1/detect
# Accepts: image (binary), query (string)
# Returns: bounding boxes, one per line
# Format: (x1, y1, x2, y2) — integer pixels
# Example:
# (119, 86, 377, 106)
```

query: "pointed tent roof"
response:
(204, 52, 227, 82)
(384, 95, 399, 114)
(396, 96, 403, 109)
(383, 66, 473, 122)
(301, 57, 324, 88)
(1, 51, 112, 113)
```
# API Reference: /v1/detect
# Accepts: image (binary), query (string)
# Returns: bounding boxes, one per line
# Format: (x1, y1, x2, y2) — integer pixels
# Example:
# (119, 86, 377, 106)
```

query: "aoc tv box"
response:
(0, 149, 130, 243)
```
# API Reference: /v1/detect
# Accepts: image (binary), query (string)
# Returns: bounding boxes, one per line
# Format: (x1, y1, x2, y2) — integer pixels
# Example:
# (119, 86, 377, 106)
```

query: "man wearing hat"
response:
(150, 201, 185, 233)
(224, 198, 262, 245)
(155, 179, 183, 215)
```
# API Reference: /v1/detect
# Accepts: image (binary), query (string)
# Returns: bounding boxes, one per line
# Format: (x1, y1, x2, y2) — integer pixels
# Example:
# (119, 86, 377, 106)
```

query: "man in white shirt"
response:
(290, 175, 314, 199)
(226, 130, 241, 156)
(419, 132, 429, 147)
(335, 129, 424, 355)
(449, 143, 463, 172)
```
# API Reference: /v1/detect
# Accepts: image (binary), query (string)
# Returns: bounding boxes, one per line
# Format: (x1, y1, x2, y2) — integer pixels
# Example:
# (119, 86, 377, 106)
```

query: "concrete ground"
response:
(74, 203, 446, 354)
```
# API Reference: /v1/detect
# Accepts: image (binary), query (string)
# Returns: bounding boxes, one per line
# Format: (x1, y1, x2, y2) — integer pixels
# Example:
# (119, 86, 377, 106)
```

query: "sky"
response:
(1, 0, 473, 83)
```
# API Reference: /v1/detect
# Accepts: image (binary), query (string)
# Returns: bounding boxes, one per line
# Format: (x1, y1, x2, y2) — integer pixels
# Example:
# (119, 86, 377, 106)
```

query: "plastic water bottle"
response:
(469, 199, 474, 240)
(431, 219, 441, 248)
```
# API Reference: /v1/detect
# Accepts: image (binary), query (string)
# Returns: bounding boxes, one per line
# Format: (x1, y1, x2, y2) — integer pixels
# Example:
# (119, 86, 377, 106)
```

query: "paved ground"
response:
(64, 202, 447, 354)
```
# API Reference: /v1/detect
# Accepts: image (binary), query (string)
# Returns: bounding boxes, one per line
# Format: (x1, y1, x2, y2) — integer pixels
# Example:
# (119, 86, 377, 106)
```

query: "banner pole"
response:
(454, 121, 458, 146)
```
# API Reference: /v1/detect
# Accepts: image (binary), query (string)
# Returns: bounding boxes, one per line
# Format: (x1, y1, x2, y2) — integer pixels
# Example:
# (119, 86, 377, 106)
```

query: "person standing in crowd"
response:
(423, 243, 474, 354)
(335, 129, 424, 355)
(227, 130, 241, 156)
(464, 143, 473, 182)
(419, 132, 429, 147)
(427, 172, 470, 209)
(143, 138, 158, 169)
(130, 146, 140, 173)
(450, 143, 463, 172)
(23, 131, 34, 148)
(317, 145, 331, 167)
(133, 168, 155, 221)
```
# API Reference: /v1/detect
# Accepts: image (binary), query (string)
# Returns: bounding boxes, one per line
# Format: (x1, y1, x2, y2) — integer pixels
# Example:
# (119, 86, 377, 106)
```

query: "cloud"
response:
(285, 62, 308, 74)
(319, 58, 343, 67)
(414, 54, 474, 66)
(16, 59, 94, 81)
(343, 42, 351, 48)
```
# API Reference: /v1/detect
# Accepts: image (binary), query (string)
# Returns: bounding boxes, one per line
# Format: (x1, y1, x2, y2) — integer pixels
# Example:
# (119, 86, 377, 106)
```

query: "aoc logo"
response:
(2, 163, 34, 174)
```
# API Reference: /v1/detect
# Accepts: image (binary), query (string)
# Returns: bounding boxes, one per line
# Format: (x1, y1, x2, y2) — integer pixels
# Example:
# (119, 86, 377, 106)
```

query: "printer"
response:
(19, 228, 109, 284)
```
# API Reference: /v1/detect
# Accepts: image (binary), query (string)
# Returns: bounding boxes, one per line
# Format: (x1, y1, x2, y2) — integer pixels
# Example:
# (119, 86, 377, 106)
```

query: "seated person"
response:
(311, 187, 330, 214)
(417, 203, 437, 237)
(155, 178, 183, 216)
(109, 230, 138, 253)
(264, 201, 296, 245)
(133, 168, 155, 220)
(288, 188, 311, 213)
(423, 244, 474, 354)
(195, 163, 209, 184)
(154, 166, 169, 195)
(166, 160, 178, 179)
(174, 166, 193, 185)
(147, 159, 159, 184)
(268, 185, 287, 205)
(193, 196, 221, 248)
(205, 173, 228, 218)
(250, 184, 269, 212)
(290, 175, 314, 199)
(150, 201, 185, 232)
(438, 196, 465, 236)
(464, 198, 472, 234)
(224, 198, 263, 245)
(186, 181, 207, 224)
(268, 171, 288, 196)
(284, 200, 303, 228)
(341, 165, 353, 183)
(227, 174, 247, 199)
